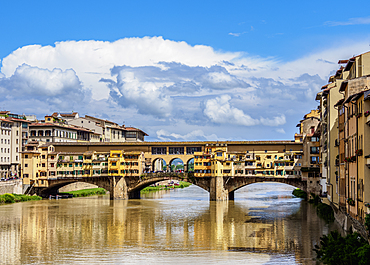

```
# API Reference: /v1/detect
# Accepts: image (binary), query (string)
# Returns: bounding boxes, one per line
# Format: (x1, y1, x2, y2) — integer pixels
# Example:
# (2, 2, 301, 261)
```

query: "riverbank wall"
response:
(328, 200, 368, 240)
(0, 179, 23, 195)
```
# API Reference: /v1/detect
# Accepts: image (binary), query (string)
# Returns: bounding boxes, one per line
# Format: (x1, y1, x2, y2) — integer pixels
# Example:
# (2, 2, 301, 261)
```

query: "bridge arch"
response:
(225, 177, 307, 195)
(34, 177, 113, 197)
(152, 158, 168, 172)
(127, 173, 211, 197)
(186, 158, 194, 172)
(168, 157, 185, 172)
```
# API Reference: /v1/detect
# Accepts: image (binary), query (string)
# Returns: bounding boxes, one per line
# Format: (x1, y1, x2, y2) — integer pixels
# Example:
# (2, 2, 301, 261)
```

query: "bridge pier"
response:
(110, 176, 128, 200)
(228, 190, 234, 200)
(209, 176, 228, 201)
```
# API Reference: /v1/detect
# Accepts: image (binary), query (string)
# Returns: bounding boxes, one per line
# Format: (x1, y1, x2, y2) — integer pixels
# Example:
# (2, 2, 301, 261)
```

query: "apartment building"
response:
(0, 111, 30, 179)
(333, 51, 370, 223)
(314, 66, 348, 210)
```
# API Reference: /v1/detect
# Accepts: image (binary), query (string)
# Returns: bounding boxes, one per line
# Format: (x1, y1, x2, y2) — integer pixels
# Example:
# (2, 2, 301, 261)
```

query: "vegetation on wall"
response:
(314, 231, 370, 265)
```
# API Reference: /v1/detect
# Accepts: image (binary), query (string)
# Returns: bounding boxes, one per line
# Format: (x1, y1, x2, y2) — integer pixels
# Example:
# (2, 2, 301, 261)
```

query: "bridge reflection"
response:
(0, 188, 338, 264)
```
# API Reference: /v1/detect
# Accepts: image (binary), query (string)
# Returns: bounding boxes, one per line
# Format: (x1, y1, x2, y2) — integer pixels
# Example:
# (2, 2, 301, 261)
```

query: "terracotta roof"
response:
(51, 112, 78, 117)
(338, 60, 349, 64)
(84, 115, 117, 125)
(29, 122, 90, 132)
(125, 127, 149, 136)
(7, 117, 31, 123)
(0, 118, 12, 122)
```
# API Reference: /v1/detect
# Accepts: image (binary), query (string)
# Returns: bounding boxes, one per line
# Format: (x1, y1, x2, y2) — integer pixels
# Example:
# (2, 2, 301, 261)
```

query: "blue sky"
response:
(1, 0, 370, 141)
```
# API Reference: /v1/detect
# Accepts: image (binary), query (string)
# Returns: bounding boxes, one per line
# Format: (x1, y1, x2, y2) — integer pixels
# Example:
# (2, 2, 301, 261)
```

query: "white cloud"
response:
(1, 37, 370, 141)
(156, 129, 218, 141)
(260, 115, 286, 126)
(0, 64, 90, 111)
(203, 95, 286, 127)
(203, 95, 259, 126)
(1, 37, 252, 100)
(105, 69, 172, 118)
(276, 128, 286, 134)
(325, 17, 370, 26)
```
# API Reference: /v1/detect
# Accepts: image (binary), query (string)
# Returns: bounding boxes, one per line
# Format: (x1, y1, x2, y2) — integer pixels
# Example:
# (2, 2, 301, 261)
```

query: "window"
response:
(169, 147, 184, 155)
(126, 132, 136, 138)
(217, 152, 222, 157)
(25, 164, 28, 167)
(310, 147, 320, 154)
(311, 156, 319, 164)
(152, 147, 167, 155)
(25, 154, 28, 159)
(186, 147, 202, 154)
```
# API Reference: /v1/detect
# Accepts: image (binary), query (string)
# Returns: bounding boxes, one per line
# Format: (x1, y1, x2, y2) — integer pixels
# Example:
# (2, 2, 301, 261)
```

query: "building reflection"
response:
(0, 194, 339, 264)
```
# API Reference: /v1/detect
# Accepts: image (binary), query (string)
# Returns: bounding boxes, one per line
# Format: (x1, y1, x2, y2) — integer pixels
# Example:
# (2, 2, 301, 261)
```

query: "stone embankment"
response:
(0, 179, 22, 195)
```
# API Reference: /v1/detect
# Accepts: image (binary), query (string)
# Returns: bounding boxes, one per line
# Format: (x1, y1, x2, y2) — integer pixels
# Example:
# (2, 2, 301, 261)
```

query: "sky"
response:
(1, 0, 370, 141)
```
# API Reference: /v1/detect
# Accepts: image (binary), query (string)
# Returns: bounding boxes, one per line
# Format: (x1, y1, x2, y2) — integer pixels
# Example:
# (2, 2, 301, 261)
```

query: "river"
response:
(0, 183, 340, 264)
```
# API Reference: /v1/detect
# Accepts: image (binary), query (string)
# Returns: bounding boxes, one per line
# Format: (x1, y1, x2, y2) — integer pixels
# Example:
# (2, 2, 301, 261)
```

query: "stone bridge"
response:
(34, 173, 307, 200)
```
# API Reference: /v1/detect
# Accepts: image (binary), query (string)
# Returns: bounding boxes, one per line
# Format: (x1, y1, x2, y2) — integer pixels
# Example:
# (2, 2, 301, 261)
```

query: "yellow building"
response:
(194, 145, 302, 179)
(21, 141, 144, 190)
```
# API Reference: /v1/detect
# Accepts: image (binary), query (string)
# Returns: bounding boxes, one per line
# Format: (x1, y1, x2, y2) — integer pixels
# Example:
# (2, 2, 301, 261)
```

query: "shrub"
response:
(292, 188, 307, 200)
(314, 231, 370, 265)
(2, 193, 15, 203)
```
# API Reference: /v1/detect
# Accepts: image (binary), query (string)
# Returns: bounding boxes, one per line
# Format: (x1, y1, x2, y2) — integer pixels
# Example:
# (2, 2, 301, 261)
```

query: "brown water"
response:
(0, 183, 340, 264)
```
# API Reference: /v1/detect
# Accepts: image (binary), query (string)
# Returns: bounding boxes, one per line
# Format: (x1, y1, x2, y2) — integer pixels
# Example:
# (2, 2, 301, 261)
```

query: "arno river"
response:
(0, 183, 341, 264)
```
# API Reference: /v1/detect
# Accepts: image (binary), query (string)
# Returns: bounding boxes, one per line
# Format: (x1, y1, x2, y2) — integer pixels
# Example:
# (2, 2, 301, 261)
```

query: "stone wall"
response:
(0, 179, 23, 195)
(330, 200, 368, 240)
(58, 182, 98, 193)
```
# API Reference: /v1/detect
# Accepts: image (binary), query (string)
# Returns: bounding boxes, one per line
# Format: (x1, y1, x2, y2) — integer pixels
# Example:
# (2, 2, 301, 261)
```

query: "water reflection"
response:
(0, 183, 340, 264)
